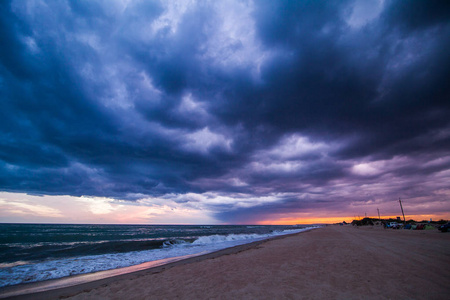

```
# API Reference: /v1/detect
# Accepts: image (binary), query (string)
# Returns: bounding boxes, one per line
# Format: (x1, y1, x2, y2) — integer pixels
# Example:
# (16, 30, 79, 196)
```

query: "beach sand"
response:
(3, 225, 450, 299)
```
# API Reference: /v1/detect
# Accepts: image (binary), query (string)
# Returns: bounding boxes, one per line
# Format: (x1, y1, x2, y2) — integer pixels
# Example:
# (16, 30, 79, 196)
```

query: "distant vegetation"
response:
(349, 217, 448, 227)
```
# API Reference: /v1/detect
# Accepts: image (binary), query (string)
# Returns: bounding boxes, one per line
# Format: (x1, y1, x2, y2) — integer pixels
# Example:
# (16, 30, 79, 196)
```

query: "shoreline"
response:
(0, 228, 317, 299)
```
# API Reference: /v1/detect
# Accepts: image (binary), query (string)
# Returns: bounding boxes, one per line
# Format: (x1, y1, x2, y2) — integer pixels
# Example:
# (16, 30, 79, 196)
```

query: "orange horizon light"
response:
(255, 214, 450, 225)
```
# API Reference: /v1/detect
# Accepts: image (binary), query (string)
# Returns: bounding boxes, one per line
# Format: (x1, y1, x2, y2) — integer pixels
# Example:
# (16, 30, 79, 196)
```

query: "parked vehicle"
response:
(438, 223, 450, 232)
(416, 224, 425, 230)
(388, 222, 402, 229)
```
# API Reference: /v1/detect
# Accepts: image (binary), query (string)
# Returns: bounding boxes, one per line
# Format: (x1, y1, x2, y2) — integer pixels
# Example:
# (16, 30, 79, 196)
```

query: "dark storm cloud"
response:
(247, 0, 450, 153)
(0, 0, 449, 222)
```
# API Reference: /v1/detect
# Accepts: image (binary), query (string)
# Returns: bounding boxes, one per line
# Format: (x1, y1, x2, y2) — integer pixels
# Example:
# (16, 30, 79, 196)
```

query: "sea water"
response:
(0, 224, 316, 287)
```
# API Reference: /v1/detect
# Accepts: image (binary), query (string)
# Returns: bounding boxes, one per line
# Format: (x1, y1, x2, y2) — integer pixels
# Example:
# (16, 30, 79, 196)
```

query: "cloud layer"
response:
(1, 0, 449, 223)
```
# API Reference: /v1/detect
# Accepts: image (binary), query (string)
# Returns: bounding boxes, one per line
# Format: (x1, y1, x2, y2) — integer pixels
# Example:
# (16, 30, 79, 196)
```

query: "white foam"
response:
(193, 233, 265, 245)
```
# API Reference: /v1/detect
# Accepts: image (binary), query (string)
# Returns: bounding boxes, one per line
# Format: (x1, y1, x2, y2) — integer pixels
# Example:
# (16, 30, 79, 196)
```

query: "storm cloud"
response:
(1, 0, 449, 223)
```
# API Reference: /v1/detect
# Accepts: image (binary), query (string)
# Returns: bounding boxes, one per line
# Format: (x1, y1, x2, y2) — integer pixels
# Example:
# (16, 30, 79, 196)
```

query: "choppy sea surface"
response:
(0, 223, 316, 287)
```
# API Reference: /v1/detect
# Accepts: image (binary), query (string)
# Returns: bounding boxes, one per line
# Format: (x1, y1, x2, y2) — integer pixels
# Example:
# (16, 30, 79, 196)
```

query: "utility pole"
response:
(377, 208, 381, 221)
(399, 198, 406, 224)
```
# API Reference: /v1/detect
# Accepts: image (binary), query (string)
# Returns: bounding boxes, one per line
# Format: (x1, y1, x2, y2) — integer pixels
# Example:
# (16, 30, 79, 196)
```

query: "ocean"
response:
(0, 223, 316, 288)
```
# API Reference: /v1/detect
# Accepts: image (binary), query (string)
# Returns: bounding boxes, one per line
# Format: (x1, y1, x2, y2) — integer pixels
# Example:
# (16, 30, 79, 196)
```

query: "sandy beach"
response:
(2, 225, 450, 300)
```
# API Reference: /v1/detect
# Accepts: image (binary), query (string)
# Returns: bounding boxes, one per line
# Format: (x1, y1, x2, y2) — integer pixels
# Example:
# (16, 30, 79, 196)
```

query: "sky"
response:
(0, 0, 449, 225)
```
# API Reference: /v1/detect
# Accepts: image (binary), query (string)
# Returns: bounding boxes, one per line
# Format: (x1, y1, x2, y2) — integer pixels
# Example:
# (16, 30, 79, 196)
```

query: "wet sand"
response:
(2, 225, 450, 299)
